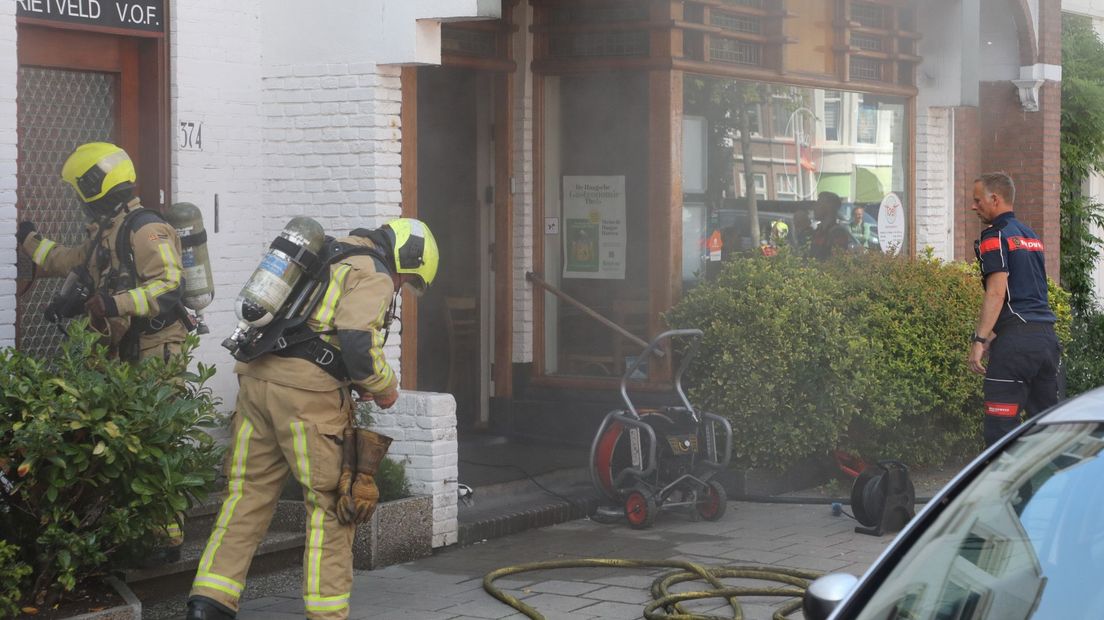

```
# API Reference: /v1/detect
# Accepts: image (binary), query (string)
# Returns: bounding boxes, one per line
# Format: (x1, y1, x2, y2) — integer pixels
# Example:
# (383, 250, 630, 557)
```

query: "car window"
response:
(853, 423, 1104, 620)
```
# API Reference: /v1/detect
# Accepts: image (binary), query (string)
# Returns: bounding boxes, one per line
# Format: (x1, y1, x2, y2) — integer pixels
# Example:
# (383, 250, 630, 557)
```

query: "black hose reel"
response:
(851, 460, 915, 537)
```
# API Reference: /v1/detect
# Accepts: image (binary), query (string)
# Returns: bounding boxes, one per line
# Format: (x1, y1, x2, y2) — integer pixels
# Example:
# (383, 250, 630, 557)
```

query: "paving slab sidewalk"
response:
(238, 501, 894, 620)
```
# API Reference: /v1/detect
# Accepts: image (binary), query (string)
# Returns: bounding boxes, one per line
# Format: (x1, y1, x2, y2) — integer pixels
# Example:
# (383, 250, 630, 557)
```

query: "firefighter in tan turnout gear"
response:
(18, 142, 189, 362)
(16, 142, 189, 562)
(186, 219, 440, 620)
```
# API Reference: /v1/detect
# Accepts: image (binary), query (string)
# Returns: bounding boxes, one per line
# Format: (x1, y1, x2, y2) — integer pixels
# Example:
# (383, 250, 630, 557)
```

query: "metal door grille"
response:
(16, 67, 115, 359)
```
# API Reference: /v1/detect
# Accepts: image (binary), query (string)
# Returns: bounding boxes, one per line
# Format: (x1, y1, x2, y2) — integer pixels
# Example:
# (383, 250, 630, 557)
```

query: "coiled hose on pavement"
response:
(483, 558, 822, 620)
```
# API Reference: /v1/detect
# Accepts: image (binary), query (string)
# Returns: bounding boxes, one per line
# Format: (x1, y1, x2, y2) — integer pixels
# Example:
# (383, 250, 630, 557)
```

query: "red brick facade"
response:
(956, 0, 1062, 277)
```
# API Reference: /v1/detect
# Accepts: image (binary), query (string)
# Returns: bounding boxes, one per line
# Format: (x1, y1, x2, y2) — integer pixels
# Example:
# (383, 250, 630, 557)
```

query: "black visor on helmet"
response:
(76, 165, 106, 201)
(397, 234, 425, 270)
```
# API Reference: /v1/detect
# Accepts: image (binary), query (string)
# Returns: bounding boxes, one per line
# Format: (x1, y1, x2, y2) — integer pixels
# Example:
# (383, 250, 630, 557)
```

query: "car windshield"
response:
(854, 423, 1104, 620)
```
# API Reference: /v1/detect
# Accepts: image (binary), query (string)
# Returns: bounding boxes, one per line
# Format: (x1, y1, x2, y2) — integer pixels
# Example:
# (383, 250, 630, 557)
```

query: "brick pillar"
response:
(976, 0, 1062, 277)
(364, 390, 458, 548)
(977, 79, 1060, 277)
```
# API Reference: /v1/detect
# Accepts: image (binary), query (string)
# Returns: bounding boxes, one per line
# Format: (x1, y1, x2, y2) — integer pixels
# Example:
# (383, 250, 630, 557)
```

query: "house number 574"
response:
(179, 121, 203, 151)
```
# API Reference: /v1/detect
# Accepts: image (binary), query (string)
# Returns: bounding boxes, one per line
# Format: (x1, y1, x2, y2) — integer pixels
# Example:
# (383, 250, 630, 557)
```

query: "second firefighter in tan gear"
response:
(16, 143, 189, 561)
(188, 220, 439, 620)
(18, 142, 188, 361)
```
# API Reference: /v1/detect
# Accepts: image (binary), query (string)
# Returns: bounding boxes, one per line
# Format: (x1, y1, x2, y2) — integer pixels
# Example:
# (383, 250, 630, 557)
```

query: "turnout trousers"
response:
(190, 375, 354, 619)
(983, 322, 1063, 447)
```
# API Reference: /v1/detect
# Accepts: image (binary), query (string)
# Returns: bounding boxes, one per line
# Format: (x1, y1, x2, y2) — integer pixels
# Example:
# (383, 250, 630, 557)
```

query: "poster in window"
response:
(563, 176, 626, 279)
(878, 192, 905, 255)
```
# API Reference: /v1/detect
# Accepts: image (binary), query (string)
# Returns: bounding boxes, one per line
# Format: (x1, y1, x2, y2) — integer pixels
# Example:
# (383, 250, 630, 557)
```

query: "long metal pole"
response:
(525, 272, 663, 357)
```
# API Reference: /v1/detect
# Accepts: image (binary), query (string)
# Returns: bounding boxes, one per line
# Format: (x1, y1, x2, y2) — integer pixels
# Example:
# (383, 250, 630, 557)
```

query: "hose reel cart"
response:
(589, 329, 733, 529)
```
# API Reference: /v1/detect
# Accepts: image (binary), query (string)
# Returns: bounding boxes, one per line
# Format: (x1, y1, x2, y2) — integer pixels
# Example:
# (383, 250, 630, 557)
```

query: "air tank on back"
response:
(222, 216, 325, 354)
(163, 202, 214, 334)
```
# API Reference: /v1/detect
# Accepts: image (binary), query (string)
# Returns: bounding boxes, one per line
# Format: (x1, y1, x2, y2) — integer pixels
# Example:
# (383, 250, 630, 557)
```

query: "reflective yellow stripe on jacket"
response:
(312, 264, 353, 343)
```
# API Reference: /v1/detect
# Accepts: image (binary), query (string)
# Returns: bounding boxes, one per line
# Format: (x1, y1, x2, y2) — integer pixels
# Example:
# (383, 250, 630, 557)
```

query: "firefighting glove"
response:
(16, 221, 36, 245)
(336, 429, 393, 525)
(374, 385, 399, 409)
(85, 291, 119, 319)
(336, 425, 357, 525)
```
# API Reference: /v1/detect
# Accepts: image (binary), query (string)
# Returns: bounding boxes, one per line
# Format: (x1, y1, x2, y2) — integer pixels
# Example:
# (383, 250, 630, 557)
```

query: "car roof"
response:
(1036, 385, 1104, 425)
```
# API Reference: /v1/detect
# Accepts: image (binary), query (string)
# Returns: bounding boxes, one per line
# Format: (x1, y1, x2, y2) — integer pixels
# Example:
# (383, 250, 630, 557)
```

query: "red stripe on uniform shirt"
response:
(1006, 236, 1044, 252)
(978, 237, 1002, 254)
(985, 402, 1019, 417)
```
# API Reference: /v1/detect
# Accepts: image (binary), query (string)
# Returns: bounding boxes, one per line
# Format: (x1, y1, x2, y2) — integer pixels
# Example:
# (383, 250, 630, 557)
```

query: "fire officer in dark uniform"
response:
(968, 172, 1062, 446)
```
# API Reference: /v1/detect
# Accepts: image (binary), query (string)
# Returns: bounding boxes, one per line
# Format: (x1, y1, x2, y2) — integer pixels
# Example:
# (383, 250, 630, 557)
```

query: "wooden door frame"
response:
(399, 65, 515, 398)
(16, 18, 171, 213)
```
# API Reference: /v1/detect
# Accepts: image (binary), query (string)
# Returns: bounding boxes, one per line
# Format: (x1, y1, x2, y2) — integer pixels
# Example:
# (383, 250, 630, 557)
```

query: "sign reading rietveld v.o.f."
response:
(878, 192, 906, 255)
(17, 0, 165, 34)
(562, 176, 626, 280)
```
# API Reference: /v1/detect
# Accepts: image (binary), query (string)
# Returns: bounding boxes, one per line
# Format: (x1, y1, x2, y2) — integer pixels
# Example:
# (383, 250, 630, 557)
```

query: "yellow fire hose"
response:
(483, 558, 823, 620)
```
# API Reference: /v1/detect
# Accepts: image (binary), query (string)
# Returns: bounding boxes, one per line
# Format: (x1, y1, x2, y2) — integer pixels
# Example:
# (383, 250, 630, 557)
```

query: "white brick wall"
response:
(512, 3, 534, 363)
(262, 62, 405, 380)
(914, 107, 954, 260)
(170, 0, 266, 402)
(365, 391, 458, 548)
(0, 2, 16, 348)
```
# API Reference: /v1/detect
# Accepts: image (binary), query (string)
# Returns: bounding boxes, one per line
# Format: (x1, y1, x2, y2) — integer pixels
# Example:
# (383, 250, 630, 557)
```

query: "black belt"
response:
(273, 338, 349, 382)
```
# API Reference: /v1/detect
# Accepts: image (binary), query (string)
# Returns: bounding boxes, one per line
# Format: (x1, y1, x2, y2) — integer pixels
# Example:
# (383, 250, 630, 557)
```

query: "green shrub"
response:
(378, 458, 411, 502)
(0, 541, 31, 619)
(667, 252, 1073, 472)
(665, 251, 870, 470)
(1066, 310, 1104, 395)
(0, 320, 223, 609)
(823, 254, 985, 463)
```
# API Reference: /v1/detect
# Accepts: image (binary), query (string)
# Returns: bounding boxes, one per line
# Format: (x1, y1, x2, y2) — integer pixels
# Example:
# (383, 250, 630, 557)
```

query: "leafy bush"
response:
(667, 252, 1072, 472)
(0, 320, 223, 609)
(378, 458, 411, 502)
(665, 251, 869, 469)
(1066, 310, 1104, 395)
(0, 541, 31, 619)
(823, 254, 985, 463)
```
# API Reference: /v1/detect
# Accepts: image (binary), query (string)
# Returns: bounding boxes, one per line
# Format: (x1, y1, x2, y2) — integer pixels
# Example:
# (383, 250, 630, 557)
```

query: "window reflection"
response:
(856, 424, 1104, 620)
(681, 76, 909, 281)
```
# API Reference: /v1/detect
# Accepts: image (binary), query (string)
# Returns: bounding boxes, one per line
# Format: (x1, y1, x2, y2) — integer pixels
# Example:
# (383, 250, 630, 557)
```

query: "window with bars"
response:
(549, 31, 650, 58)
(710, 37, 762, 66)
(711, 12, 762, 34)
(549, 5, 649, 25)
(851, 2, 887, 29)
(850, 57, 883, 82)
(851, 34, 883, 52)
(721, 0, 764, 7)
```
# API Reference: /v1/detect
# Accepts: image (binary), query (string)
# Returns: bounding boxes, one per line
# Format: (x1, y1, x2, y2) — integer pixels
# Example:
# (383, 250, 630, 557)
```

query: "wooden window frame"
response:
(400, 4, 517, 396)
(529, 0, 917, 390)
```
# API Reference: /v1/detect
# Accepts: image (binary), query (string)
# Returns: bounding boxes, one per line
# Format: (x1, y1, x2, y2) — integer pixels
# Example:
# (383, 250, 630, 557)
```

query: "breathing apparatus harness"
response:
(231, 229, 398, 382)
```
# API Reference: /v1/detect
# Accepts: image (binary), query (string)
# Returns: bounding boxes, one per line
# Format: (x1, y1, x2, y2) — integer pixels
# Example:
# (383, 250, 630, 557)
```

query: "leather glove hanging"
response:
(336, 429, 393, 525)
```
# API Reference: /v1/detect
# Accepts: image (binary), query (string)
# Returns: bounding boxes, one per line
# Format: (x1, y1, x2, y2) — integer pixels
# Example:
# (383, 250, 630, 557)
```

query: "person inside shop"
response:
(849, 206, 876, 249)
(809, 191, 856, 260)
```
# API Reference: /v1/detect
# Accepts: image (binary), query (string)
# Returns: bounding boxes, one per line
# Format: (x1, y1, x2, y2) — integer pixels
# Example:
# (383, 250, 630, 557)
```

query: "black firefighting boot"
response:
(185, 595, 236, 620)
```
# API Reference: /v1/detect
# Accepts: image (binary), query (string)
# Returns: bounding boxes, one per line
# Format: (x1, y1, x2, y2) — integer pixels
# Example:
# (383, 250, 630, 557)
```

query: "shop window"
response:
(541, 74, 651, 378)
(550, 31, 649, 58)
(682, 75, 909, 271)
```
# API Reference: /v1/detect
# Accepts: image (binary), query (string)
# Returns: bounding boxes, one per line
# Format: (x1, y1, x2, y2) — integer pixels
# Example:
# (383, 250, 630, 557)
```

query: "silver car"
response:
(805, 387, 1104, 620)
